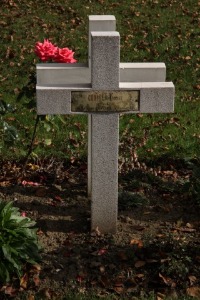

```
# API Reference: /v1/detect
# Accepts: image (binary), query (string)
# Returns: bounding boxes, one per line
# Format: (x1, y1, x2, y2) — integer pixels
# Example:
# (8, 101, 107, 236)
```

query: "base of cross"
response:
(36, 15, 174, 233)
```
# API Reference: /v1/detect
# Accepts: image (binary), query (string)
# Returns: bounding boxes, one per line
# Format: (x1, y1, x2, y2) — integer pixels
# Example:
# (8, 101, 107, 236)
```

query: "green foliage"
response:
(0, 201, 41, 283)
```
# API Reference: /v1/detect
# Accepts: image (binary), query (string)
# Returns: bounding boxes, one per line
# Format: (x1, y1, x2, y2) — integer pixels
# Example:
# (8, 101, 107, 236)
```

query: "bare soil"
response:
(0, 161, 200, 299)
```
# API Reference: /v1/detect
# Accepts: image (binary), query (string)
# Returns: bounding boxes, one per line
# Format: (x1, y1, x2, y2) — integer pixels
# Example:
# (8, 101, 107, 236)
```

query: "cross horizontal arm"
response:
(36, 62, 166, 85)
(36, 82, 174, 115)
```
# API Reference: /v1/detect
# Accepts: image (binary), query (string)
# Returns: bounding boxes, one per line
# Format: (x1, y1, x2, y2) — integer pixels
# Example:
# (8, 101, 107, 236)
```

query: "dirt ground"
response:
(0, 161, 200, 299)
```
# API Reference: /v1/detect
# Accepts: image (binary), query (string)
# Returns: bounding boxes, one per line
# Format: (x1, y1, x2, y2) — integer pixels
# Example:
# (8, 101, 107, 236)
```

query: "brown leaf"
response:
(130, 239, 143, 248)
(32, 264, 41, 272)
(20, 273, 28, 289)
(159, 273, 176, 287)
(113, 285, 124, 294)
(136, 273, 145, 279)
(33, 275, 40, 287)
(37, 229, 44, 235)
(0, 21, 7, 26)
(137, 113, 143, 118)
(54, 195, 63, 202)
(177, 227, 196, 233)
(157, 292, 165, 300)
(4, 285, 17, 297)
(6, 117, 15, 121)
(187, 286, 200, 298)
(98, 248, 107, 256)
(188, 275, 197, 286)
(135, 260, 146, 268)
(91, 226, 101, 236)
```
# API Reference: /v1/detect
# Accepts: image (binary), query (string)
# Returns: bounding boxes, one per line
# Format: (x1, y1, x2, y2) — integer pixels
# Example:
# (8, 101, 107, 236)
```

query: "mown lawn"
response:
(0, 0, 199, 162)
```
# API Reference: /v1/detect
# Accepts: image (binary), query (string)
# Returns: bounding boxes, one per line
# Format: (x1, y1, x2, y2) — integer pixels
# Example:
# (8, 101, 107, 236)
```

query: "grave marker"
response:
(36, 15, 174, 233)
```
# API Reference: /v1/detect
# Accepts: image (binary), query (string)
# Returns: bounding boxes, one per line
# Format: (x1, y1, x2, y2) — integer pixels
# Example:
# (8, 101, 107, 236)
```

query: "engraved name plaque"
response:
(71, 91, 139, 112)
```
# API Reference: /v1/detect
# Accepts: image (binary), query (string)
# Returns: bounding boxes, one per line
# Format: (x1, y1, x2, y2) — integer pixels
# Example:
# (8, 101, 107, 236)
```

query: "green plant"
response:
(0, 201, 41, 283)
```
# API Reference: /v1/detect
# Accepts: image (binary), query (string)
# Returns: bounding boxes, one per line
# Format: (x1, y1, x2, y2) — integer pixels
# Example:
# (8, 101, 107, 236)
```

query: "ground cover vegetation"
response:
(0, 0, 200, 299)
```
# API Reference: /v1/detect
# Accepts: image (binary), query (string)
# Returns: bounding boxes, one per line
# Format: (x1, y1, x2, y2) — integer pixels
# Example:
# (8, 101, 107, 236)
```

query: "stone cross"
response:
(36, 15, 174, 233)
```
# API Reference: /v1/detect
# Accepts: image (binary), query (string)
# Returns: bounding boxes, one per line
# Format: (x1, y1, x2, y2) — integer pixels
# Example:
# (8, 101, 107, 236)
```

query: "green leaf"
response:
(2, 244, 21, 271)
(0, 261, 10, 282)
(0, 200, 41, 283)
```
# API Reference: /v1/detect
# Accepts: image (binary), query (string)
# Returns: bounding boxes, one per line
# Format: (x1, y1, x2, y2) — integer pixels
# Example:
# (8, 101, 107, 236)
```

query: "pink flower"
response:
(53, 47, 77, 63)
(21, 212, 26, 217)
(35, 39, 57, 62)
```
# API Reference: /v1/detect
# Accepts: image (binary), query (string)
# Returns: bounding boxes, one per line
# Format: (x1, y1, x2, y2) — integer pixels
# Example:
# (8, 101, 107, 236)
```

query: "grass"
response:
(0, 0, 199, 162)
(0, 2, 199, 299)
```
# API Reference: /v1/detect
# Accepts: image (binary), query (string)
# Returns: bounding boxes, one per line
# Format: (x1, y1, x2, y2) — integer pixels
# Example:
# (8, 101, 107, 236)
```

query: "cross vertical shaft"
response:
(90, 32, 120, 233)
(88, 16, 116, 199)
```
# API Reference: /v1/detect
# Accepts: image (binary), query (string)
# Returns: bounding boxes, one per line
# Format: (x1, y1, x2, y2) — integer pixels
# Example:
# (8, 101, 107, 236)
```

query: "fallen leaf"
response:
(137, 113, 143, 118)
(130, 239, 143, 248)
(54, 195, 63, 202)
(159, 273, 176, 287)
(186, 223, 194, 228)
(31, 264, 41, 272)
(135, 260, 146, 268)
(187, 286, 200, 298)
(22, 180, 40, 186)
(91, 226, 101, 236)
(20, 273, 28, 289)
(4, 285, 17, 297)
(157, 292, 165, 300)
(27, 163, 40, 171)
(98, 248, 107, 256)
(189, 275, 197, 286)
(33, 275, 40, 287)
(176, 227, 196, 233)
(37, 229, 44, 235)
(113, 285, 124, 294)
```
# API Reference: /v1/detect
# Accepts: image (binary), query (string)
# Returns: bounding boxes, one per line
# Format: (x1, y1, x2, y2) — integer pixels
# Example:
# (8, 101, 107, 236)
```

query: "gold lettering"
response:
(71, 90, 139, 112)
